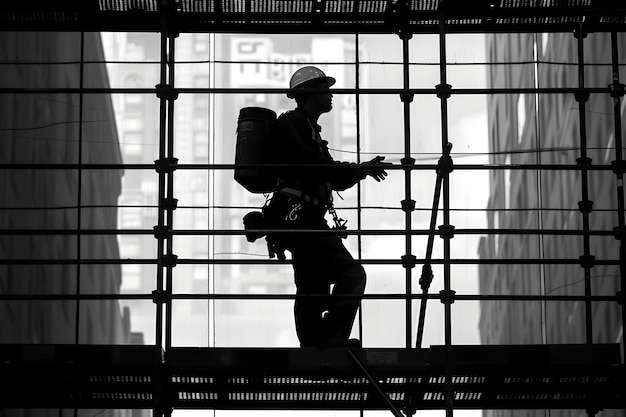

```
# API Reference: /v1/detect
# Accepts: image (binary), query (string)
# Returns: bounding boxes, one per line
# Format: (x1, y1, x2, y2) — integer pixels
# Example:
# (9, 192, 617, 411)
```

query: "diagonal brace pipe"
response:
(347, 349, 406, 417)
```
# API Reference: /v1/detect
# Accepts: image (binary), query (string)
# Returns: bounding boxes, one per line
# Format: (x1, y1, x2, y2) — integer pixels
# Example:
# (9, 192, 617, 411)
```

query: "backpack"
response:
(234, 107, 278, 193)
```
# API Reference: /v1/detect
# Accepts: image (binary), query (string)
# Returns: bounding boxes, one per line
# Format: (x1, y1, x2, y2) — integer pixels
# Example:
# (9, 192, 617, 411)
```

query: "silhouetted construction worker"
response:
(264, 66, 389, 348)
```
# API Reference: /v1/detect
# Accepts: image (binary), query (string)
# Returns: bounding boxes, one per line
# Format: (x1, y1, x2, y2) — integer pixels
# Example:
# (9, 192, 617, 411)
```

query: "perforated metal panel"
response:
(1, 344, 623, 410)
(1, 0, 625, 33)
(164, 345, 626, 410)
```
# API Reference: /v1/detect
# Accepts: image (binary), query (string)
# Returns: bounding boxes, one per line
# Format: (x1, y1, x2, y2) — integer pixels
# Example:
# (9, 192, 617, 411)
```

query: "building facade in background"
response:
(0, 31, 133, 417)
(479, 31, 624, 417)
(0, 32, 129, 346)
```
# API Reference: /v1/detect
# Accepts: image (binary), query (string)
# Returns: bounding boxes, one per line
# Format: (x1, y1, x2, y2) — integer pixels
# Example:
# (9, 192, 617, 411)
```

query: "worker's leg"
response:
(291, 246, 331, 347)
(324, 237, 366, 342)
(291, 234, 366, 346)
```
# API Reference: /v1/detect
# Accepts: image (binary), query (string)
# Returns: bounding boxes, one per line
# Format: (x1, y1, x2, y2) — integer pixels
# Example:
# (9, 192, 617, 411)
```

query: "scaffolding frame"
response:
(1, 0, 626, 416)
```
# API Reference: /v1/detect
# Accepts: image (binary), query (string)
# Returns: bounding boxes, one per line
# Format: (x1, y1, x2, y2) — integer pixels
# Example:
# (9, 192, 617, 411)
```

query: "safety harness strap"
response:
(278, 186, 325, 207)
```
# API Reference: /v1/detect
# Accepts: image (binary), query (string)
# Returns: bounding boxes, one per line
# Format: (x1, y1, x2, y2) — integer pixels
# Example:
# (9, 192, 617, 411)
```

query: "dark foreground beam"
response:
(0, 344, 624, 412)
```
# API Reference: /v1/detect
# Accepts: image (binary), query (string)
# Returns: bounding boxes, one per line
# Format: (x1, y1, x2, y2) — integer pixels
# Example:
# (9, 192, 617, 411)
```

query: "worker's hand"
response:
(362, 155, 390, 182)
(267, 238, 287, 261)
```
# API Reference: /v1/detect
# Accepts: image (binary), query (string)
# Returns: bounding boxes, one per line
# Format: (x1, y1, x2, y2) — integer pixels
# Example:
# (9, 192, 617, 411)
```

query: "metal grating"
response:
(0, 344, 624, 410)
(165, 344, 626, 410)
(0, 0, 625, 33)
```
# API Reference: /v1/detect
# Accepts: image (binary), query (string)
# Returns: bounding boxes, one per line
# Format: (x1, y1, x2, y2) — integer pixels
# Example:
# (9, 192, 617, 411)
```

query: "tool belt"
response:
(242, 186, 347, 256)
(267, 189, 326, 226)
(277, 186, 327, 208)
(272, 186, 347, 238)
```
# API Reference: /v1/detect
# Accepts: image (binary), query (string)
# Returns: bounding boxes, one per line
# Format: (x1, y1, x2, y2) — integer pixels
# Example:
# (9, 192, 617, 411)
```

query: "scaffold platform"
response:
(0, 344, 624, 412)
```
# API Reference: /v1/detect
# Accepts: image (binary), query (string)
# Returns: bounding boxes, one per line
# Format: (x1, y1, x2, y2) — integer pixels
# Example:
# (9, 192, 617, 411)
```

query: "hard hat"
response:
(287, 66, 336, 98)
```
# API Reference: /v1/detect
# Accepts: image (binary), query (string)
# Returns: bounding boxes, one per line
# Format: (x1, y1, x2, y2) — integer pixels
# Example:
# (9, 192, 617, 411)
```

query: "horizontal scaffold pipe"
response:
(0, 258, 620, 266)
(0, 228, 618, 237)
(0, 293, 619, 302)
(0, 58, 621, 67)
(0, 206, 619, 213)
(0, 59, 622, 67)
(0, 86, 615, 95)
(0, 163, 620, 171)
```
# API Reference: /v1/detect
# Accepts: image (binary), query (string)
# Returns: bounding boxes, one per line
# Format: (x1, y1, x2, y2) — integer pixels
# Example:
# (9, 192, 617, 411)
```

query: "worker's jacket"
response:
(273, 108, 366, 207)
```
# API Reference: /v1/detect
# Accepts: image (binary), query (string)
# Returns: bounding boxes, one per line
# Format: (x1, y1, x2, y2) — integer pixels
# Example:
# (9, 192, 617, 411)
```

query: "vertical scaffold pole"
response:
(355, 30, 364, 343)
(75, 31, 85, 345)
(574, 26, 594, 344)
(609, 32, 626, 364)
(164, 19, 178, 352)
(437, 10, 454, 348)
(154, 4, 169, 351)
(152, 5, 170, 417)
(438, 7, 455, 417)
(155, 4, 179, 417)
(153, 0, 180, 353)
(400, 30, 416, 350)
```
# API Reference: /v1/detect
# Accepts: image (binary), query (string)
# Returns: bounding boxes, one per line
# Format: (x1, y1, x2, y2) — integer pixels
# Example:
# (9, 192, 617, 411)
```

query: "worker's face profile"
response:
(312, 81, 333, 113)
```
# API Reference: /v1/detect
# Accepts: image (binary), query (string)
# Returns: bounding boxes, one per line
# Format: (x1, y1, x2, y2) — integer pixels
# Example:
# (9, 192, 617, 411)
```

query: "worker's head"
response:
(287, 66, 335, 113)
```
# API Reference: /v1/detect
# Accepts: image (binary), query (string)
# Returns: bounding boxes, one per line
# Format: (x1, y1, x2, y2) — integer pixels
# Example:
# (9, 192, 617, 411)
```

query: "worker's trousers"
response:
(266, 193, 366, 347)
(288, 228, 366, 347)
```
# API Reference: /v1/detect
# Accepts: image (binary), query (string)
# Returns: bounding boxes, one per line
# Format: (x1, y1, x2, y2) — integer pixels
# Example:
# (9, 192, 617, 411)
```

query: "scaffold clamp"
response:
(151, 289, 169, 305)
(611, 159, 626, 175)
(608, 81, 625, 98)
(401, 254, 417, 269)
(395, 28, 413, 41)
(438, 224, 455, 240)
(585, 407, 601, 417)
(436, 83, 452, 99)
(614, 226, 626, 241)
(574, 91, 590, 103)
(420, 263, 434, 291)
(439, 289, 456, 305)
(437, 154, 454, 175)
(153, 225, 171, 240)
(577, 200, 593, 215)
(403, 401, 418, 417)
(579, 254, 595, 269)
(155, 157, 179, 174)
(400, 92, 414, 103)
(164, 197, 179, 211)
(162, 254, 178, 268)
(155, 83, 179, 100)
(573, 27, 588, 39)
(401, 199, 416, 212)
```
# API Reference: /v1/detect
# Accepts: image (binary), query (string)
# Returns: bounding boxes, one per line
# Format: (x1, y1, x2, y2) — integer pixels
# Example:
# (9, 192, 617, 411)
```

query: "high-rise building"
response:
(0, 31, 128, 345)
(479, 30, 625, 417)
(102, 32, 217, 346)
(0, 31, 131, 417)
